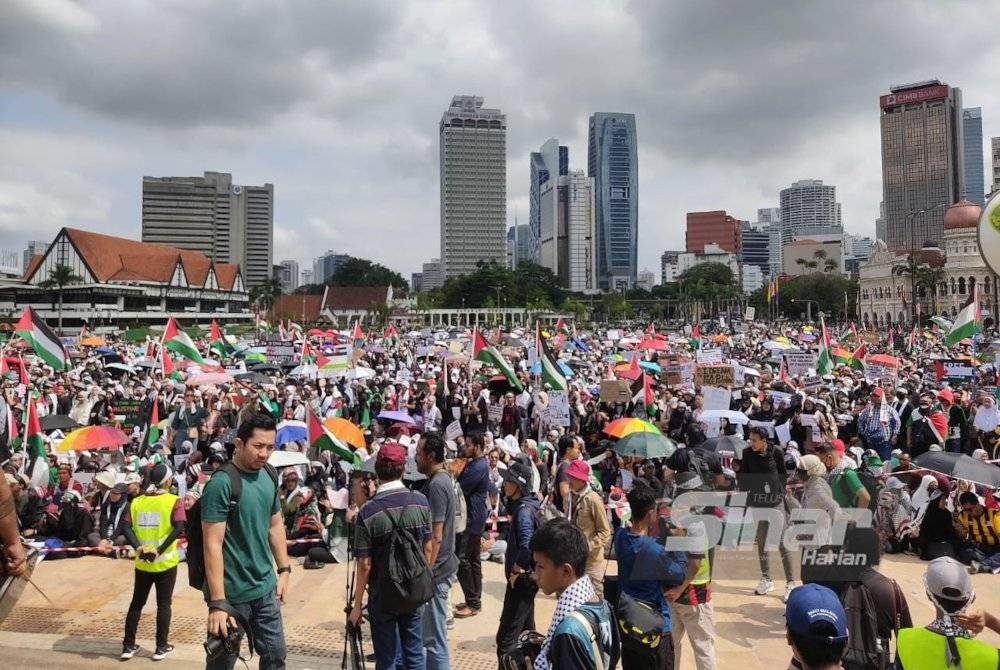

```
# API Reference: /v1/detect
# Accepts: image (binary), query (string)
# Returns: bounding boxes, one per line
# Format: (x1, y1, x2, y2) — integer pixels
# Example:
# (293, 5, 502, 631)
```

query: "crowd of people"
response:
(5, 317, 1000, 668)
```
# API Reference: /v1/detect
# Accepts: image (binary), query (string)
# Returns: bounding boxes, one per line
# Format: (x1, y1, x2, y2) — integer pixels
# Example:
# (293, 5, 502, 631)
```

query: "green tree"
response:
(327, 256, 408, 291)
(39, 263, 84, 333)
(250, 277, 283, 313)
(892, 256, 946, 322)
(367, 300, 394, 328)
(437, 261, 566, 309)
(601, 292, 631, 320)
(560, 297, 588, 322)
(756, 274, 858, 321)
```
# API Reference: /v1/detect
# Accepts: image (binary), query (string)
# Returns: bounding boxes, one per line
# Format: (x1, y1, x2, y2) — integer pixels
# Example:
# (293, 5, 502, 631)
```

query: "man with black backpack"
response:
(347, 441, 433, 669)
(199, 413, 289, 670)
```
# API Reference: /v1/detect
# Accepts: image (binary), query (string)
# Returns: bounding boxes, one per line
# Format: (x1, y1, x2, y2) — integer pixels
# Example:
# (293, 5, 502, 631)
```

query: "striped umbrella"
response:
(602, 418, 662, 439)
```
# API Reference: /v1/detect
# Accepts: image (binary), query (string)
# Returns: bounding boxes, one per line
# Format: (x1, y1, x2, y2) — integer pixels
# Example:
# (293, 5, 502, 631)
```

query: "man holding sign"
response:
(856, 388, 900, 461)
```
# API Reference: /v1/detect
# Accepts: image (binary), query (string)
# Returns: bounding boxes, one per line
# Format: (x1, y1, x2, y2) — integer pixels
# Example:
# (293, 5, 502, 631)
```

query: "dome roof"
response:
(943, 198, 982, 230)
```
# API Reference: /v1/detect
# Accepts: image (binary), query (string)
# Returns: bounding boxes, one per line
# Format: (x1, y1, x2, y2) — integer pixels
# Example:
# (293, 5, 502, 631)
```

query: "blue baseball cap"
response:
(785, 584, 848, 640)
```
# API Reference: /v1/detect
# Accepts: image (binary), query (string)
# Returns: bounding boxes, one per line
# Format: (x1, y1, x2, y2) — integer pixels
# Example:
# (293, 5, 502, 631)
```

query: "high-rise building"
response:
(963, 108, 985, 206)
(739, 222, 771, 276)
(440, 96, 507, 280)
(141, 171, 273, 288)
(410, 272, 423, 293)
(538, 168, 598, 292)
(880, 80, 964, 251)
(506, 226, 516, 270)
(588, 112, 638, 290)
(529, 139, 568, 262)
(300, 269, 314, 286)
(511, 223, 533, 268)
(277, 260, 299, 293)
(755, 208, 782, 276)
(660, 250, 683, 284)
(22, 240, 48, 273)
(685, 211, 740, 254)
(312, 251, 351, 284)
(991, 137, 1000, 195)
(636, 269, 655, 292)
(422, 259, 442, 291)
(875, 201, 887, 242)
(779, 179, 843, 244)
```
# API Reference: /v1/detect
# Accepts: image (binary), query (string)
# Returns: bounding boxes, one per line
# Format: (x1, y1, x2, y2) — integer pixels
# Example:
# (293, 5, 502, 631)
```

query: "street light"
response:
(791, 298, 820, 323)
(905, 203, 949, 325)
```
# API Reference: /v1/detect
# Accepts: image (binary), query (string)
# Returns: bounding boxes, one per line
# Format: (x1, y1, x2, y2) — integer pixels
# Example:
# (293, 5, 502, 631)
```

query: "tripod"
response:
(341, 539, 366, 669)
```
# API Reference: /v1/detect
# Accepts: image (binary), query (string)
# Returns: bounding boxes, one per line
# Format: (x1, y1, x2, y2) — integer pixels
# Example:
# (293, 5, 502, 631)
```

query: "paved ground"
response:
(3, 546, 1000, 669)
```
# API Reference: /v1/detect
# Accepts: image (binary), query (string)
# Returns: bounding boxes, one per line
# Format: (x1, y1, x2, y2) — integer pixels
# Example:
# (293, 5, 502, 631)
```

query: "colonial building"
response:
(0, 227, 250, 330)
(858, 199, 997, 327)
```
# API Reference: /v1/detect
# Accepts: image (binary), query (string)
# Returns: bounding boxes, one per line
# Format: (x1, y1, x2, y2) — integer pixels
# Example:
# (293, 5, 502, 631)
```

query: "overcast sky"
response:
(3, 1, 999, 279)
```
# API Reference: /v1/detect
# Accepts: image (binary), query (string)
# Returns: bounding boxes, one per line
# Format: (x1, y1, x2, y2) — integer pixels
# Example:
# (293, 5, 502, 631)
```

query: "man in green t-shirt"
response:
(202, 413, 290, 670)
(816, 441, 870, 510)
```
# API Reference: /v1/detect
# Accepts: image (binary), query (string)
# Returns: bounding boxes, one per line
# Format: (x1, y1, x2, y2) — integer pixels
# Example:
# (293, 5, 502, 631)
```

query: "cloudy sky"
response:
(3, 1, 999, 280)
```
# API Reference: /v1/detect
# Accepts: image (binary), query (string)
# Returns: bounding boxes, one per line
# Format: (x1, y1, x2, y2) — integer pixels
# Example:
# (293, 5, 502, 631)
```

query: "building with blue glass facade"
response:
(588, 113, 638, 290)
(529, 139, 568, 263)
(963, 107, 985, 206)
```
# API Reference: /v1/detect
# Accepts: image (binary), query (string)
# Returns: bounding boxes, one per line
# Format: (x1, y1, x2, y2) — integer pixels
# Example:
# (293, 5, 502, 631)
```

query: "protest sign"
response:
(935, 359, 976, 383)
(748, 419, 776, 437)
(661, 361, 694, 387)
(744, 306, 755, 321)
(800, 375, 823, 392)
(547, 390, 571, 426)
(783, 352, 817, 377)
(695, 364, 735, 388)
(775, 421, 792, 447)
(488, 403, 503, 423)
(864, 361, 898, 388)
(696, 348, 723, 364)
(599, 380, 631, 403)
(445, 420, 463, 441)
(262, 342, 297, 364)
(701, 386, 732, 411)
(112, 399, 142, 430)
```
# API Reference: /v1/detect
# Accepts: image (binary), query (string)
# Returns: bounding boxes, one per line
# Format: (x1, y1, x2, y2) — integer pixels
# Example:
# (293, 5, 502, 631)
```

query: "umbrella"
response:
(105, 363, 136, 375)
(378, 410, 415, 425)
(866, 353, 899, 366)
(528, 360, 575, 378)
(288, 364, 318, 379)
(234, 372, 273, 385)
(275, 420, 308, 446)
(323, 417, 366, 449)
(250, 363, 281, 373)
(763, 340, 793, 352)
(915, 452, 1000, 488)
(603, 418, 662, 439)
(638, 339, 669, 351)
(613, 363, 643, 381)
(40, 414, 81, 432)
(638, 361, 661, 374)
(613, 432, 677, 459)
(187, 372, 235, 386)
(80, 336, 107, 347)
(697, 409, 750, 425)
(57, 425, 130, 452)
(344, 367, 376, 381)
(797, 333, 817, 343)
(307, 328, 326, 336)
(487, 375, 514, 394)
(134, 359, 158, 369)
(701, 435, 748, 457)
(268, 450, 310, 468)
(244, 352, 267, 364)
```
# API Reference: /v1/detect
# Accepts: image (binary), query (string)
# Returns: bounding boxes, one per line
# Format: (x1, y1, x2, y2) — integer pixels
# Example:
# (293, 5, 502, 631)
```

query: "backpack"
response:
(452, 473, 467, 535)
(186, 461, 279, 590)
(841, 581, 889, 670)
(370, 509, 434, 616)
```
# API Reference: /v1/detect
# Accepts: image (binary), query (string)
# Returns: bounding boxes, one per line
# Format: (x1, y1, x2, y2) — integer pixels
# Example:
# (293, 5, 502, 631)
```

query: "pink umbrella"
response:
(186, 372, 235, 386)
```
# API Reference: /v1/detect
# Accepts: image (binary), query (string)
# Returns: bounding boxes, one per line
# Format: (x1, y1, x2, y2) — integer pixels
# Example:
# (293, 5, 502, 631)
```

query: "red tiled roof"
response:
(214, 264, 239, 290)
(270, 294, 325, 322)
(21, 254, 43, 281)
(323, 286, 389, 311)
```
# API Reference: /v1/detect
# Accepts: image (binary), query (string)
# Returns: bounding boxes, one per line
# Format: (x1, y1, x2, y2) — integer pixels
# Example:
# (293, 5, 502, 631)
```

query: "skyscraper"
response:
(755, 208, 782, 277)
(440, 96, 507, 280)
(529, 139, 568, 262)
(778, 179, 843, 243)
(22, 240, 48, 273)
(739, 222, 770, 277)
(880, 80, 964, 251)
(538, 171, 597, 292)
(963, 108, 985, 206)
(685, 211, 740, 254)
(993, 137, 1000, 194)
(512, 223, 533, 268)
(141, 171, 273, 288)
(588, 112, 638, 290)
(277, 260, 299, 293)
(312, 251, 351, 284)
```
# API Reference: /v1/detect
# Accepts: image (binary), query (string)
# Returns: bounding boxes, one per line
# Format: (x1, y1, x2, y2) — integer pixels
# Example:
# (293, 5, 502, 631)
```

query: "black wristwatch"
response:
(277, 565, 291, 575)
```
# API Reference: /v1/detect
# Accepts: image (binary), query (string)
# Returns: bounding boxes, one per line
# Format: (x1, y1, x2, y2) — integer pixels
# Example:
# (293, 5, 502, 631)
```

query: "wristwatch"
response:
(277, 565, 291, 575)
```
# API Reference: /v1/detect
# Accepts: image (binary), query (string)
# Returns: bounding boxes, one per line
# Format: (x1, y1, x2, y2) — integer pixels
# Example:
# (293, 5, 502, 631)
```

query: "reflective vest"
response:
(130, 493, 180, 573)
(897, 627, 999, 670)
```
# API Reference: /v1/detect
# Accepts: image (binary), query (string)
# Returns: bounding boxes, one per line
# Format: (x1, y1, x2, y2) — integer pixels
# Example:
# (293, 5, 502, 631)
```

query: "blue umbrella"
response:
(95, 347, 115, 355)
(529, 360, 575, 378)
(639, 361, 661, 374)
(275, 420, 307, 446)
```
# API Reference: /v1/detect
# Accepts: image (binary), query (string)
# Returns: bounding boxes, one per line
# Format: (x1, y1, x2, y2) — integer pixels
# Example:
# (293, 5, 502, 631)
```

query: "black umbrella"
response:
(249, 363, 281, 373)
(487, 374, 513, 395)
(915, 452, 1000, 488)
(234, 372, 273, 385)
(700, 435, 747, 458)
(40, 414, 82, 432)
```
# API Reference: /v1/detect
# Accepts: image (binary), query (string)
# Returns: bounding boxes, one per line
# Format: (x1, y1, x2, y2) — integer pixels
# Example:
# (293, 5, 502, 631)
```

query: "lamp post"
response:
(905, 203, 949, 325)
(791, 298, 820, 323)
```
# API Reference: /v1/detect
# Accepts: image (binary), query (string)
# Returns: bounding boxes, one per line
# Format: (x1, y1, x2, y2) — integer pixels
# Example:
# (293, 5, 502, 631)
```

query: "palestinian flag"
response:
(536, 323, 568, 391)
(831, 346, 854, 368)
(255, 313, 271, 332)
(162, 317, 205, 363)
(308, 411, 360, 466)
(816, 315, 833, 375)
(144, 400, 161, 448)
(24, 397, 44, 459)
(384, 324, 399, 348)
(352, 320, 366, 348)
(473, 328, 522, 392)
(850, 342, 867, 371)
(160, 345, 182, 381)
(209, 320, 236, 358)
(14, 306, 69, 370)
(688, 324, 701, 350)
(258, 392, 281, 420)
(945, 284, 981, 347)
(631, 370, 654, 406)
(556, 317, 572, 337)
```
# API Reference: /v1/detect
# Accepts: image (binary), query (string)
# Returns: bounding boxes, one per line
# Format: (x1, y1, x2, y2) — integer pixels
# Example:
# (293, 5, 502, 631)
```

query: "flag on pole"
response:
(144, 400, 161, 449)
(536, 323, 568, 391)
(308, 411, 360, 465)
(816, 314, 833, 375)
(766, 279, 774, 305)
(160, 345, 177, 379)
(162, 317, 205, 363)
(384, 324, 399, 348)
(779, 356, 790, 383)
(15, 306, 69, 370)
(473, 328, 523, 392)
(24, 397, 44, 459)
(830, 347, 854, 368)
(944, 284, 981, 347)
(850, 342, 868, 371)
(352, 320, 366, 348)
(209, 320, 236, 358)
(555, 317, 572, 337)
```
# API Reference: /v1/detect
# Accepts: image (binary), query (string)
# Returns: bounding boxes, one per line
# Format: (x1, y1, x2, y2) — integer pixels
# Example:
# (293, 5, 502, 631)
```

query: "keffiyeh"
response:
(534, 575, 596, 670)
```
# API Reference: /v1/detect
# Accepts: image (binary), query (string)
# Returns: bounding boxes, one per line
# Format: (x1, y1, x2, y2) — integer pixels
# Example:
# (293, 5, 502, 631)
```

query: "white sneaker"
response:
(784, 581, 797, 603)
(754, 577, 775, 595)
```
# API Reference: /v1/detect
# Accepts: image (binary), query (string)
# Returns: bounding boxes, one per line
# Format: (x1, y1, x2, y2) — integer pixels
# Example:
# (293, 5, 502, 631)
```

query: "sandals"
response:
(453, 605, 480, 618)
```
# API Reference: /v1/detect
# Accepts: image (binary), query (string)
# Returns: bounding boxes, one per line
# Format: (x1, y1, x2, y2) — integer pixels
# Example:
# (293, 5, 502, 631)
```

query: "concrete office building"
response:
(312, 251, 351, 285)
(23, 240, 48, 273)
(509, 223, 532, 268)
(963, 108, 985, 206)
(422, 259, 442, 291)
(538, 171, 597, 292)
(739, 222, 771, 276)
(277, 260, 299, 294)
(685, 211, 740, 254)
(779, 179, 843, 244)
(141, 172, 273, 288)
(300, 269, 314, 286)
(992, 137, 1000, 195)
(880, 80, 964, 251)
(660, 250, 683, 284)
(440, 96, 507, 280)
(637, 269, 656, 292)
(589, 112, 638, 289)
(529, 139, 568, 262)
(755, 208, 782, 277)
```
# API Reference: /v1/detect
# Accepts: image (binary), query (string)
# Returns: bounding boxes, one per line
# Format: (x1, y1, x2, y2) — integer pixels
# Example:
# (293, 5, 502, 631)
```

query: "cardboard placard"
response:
(445, 420, 463, 440)
(701, 386, 732, 411)
(800, 375, 823, 392)
(547, 390, 571, 427)
(660, 361, 694, 387)
(488, 403, 503, 423)
(599, 380, 631, 403)
(783, 352, 817, 377)
(744, 306, 755, 321)
(694, 365, 735, 388)
(111, 399, 142, 430)
(864, 362, 898, 388)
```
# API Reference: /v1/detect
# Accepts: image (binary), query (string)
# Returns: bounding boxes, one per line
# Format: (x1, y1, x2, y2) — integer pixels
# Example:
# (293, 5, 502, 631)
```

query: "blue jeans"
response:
(370, 601, 426, 670)
(422, 578, 453, 670)
(205, 591, 286, 670)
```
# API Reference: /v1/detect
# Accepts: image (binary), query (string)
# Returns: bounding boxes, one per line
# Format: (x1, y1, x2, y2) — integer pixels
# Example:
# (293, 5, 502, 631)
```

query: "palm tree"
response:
(892, 257, 945, 324)
(250, 277, 283, 313)
(39, 264, 84, 334)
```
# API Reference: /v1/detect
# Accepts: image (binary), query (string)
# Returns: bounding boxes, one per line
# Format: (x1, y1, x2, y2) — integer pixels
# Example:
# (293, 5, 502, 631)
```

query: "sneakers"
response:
(754, 577, 775, 595)
(120, 644, 140, 660)
(784, 581, 797, 603)
(151, 645, 174, 661)
(969, 560, 983, 575)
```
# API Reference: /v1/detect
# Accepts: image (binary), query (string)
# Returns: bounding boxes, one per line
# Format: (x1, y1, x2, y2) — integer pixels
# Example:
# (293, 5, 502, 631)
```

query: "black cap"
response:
(499, 461, 533, 491)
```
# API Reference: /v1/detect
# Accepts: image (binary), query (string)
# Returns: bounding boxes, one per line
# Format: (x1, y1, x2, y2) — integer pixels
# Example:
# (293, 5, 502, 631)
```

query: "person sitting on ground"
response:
(89, 483, 131, 555)
(7, 473, 43, 537)
(784, 583, 849, 670)
(954, 490, 1000, 573)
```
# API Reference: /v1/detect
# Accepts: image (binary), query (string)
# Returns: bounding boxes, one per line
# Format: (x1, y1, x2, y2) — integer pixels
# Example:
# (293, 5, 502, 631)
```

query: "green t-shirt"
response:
(200, 466, 280, 604)
(830, 469, 864, 508)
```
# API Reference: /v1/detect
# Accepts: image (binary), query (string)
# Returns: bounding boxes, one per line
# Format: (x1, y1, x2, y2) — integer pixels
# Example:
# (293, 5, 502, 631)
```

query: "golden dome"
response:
(943, 198, 982, 230)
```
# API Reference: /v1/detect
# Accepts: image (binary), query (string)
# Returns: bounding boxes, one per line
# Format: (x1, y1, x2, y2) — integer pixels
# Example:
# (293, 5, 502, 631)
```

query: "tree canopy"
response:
(435, 261, 566, 308)
(326, 256, 408, 291)
(676, 262, 740, 301)
(748, 272, 858, 320)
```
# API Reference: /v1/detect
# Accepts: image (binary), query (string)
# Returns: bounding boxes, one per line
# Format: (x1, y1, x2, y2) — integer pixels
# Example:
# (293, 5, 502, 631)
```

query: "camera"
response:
(498, 630, 545, 670)
(204, 621, 245, 661)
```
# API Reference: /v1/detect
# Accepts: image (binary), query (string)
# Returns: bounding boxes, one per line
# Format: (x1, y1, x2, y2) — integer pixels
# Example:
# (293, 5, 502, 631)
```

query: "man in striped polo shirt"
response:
(955, 491, 1000, 573)
(348, 442, 432, 669)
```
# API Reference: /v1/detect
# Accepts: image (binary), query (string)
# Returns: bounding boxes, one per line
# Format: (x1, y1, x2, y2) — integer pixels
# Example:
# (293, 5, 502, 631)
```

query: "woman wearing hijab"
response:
(876, 477, 914, 554)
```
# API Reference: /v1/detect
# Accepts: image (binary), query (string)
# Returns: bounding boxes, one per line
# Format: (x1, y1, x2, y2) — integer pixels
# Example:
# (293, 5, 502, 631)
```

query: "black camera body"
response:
(204, 621, 245, 661)
(498, 630, 545, 670)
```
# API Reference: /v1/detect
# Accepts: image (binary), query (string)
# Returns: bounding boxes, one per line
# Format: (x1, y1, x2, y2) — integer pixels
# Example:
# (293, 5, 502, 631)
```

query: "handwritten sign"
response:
(661, 361, 694, 387)
(783, 352, 817, 377)
(445, 420, 463, 440)
(696, 348, 723, 364)
(599, 380, 631, 403)
(695, 365, 735, 388)
(864, 361, 898, 388)
(744, 306, 755, 321)
(547, 390, 571, 427)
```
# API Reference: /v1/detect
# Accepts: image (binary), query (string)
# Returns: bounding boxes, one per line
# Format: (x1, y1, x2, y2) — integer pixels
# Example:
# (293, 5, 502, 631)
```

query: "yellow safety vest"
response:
(130, 493, 180, 573)
(897, 627, 999, 670)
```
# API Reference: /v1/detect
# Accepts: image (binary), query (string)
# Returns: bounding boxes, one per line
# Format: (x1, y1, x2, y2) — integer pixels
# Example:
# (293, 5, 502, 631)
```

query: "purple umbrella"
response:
(378, 410, 415, 425)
